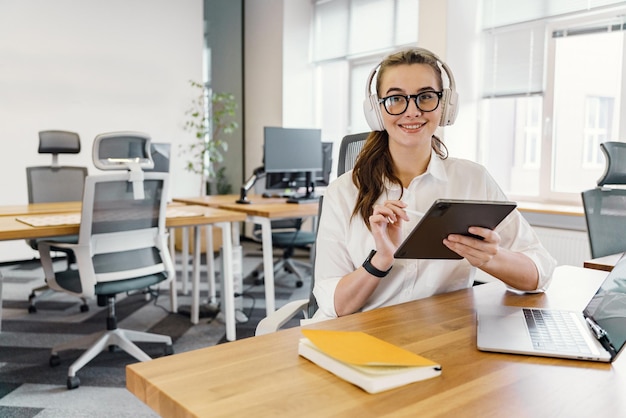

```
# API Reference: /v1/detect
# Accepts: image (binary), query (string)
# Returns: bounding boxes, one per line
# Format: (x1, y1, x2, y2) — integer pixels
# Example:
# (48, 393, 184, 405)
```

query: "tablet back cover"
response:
(394, 199, 516, 259)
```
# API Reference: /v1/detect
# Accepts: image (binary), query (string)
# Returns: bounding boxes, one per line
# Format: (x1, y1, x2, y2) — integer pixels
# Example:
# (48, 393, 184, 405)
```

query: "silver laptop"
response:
(476, 255, 626, 362)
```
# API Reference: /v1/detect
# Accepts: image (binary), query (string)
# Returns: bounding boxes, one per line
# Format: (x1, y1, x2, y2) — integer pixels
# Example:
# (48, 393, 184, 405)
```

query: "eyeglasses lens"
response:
(383, 92, 440, 115)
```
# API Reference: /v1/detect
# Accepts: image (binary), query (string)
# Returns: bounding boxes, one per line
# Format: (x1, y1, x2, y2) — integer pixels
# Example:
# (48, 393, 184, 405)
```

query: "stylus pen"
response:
(387, 208, 424, 224)
(404, 208, 424, 217)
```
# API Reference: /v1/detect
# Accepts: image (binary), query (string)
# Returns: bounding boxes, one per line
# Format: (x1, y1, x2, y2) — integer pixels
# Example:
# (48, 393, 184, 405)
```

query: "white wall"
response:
(0, 0, 203, 261)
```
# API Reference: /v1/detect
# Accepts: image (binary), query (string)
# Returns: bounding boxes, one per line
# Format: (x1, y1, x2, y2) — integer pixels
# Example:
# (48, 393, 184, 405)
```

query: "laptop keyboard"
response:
(523, 308, 592, 354)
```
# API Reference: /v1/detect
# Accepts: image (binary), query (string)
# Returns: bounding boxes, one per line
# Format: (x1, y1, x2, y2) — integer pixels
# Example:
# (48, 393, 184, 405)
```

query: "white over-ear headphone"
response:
(362, 47, 459, 131)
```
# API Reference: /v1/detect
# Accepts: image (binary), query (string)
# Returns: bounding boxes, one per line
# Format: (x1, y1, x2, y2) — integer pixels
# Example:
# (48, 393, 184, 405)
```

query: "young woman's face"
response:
(378, 63, 442, 148)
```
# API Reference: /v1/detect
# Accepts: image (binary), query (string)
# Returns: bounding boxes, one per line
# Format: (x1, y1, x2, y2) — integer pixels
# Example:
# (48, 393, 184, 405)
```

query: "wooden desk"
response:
(174, 194, 320, 314)
(126, 266, 624, 417)
(0, 204, 246, 340)
(0, 201, 82, 217)
(584, 252, 623, 272)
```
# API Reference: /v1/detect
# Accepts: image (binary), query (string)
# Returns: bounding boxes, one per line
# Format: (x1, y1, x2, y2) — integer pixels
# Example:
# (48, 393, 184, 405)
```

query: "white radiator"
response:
(533, 226, 591, 267)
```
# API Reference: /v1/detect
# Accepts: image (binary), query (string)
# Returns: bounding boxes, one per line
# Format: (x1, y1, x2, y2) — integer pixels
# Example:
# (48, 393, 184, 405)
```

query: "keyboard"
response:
(523, 308, 592, 354)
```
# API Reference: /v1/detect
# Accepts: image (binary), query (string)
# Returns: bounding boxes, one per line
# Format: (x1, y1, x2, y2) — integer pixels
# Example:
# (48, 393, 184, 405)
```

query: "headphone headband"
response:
(362, 47, 459, 131)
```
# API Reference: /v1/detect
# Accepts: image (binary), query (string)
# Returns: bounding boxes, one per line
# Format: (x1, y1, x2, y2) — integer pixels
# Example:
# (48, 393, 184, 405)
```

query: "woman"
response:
(313, 47, 556, 319)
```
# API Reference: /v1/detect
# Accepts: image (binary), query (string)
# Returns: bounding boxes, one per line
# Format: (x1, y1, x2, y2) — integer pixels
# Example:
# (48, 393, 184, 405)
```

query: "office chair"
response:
(337, 132, 368, 175)
(26, 130, 89, 313)
(581, 141, 626, 259)
(255, 133, 367, 335)
(39, 132, 174, 389)
(251, 218, 316, 288)
(250, 142, 334, 288)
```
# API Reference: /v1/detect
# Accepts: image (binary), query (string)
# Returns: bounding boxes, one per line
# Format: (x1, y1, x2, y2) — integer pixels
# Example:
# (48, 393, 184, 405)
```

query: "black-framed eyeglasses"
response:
(378, 91, 443, 115)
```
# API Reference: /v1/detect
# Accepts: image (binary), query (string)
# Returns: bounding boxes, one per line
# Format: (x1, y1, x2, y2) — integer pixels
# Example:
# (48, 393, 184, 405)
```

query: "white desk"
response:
(0, 204, 246, 341)
(174, 194, 320, 314)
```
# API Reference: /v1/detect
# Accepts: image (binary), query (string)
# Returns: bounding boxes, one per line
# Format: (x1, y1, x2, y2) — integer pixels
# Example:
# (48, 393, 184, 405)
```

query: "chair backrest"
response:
(337, 132, 368, 176)
(27, 130, 88, 203)
(582, 141, 626, 259)
(307, 194, 324, 317)
(597, 142, 626, 186)
(581, 188, 626, 258)
(77, 172, 173, 291)
(27, 166, 88, 203)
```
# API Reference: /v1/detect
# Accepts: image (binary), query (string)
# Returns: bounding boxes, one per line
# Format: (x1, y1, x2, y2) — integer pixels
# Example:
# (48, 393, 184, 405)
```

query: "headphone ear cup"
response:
(363, 94, 385, 131)
(439, 88, 459, 126)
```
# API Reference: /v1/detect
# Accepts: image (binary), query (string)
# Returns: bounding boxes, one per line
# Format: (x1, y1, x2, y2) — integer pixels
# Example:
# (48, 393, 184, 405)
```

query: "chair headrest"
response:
(92, 131, 154, 171)
(598, 142, 626, 186)
(38, 131, 81, 154)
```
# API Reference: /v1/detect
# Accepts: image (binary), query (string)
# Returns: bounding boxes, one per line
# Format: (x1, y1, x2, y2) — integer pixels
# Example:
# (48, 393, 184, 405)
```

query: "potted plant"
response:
(182, 80, 239, 195)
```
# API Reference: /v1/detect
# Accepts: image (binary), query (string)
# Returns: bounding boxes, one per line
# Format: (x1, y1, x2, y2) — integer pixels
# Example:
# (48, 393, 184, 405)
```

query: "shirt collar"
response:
(384, 149, 448, 190)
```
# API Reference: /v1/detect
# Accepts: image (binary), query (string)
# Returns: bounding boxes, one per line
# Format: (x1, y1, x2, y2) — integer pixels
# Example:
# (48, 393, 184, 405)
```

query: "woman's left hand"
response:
(369, 200, 409, 256)
(443, 226, 500, 268)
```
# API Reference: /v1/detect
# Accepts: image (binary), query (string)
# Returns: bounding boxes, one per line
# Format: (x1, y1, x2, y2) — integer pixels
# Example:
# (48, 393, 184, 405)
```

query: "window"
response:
(479, 2, 626, 204)
(521, 97, 542, 169)
(312, 0, 419, 156)
(584, 96, 614, 168)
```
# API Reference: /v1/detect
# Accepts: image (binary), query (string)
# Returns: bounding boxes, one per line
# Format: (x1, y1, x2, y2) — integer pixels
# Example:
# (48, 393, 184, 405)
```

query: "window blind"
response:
(482, 0, 626, 29)
(482, 24, 546, 97)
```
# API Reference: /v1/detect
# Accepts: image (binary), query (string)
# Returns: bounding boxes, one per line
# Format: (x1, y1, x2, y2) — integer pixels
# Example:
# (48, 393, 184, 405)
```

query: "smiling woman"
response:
(312, 47, 557, 321)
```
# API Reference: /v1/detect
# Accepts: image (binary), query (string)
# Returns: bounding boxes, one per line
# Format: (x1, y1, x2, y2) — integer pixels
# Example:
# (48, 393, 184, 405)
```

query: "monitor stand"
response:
(236, 167, 264, 204)
(286, 173, 319, 204)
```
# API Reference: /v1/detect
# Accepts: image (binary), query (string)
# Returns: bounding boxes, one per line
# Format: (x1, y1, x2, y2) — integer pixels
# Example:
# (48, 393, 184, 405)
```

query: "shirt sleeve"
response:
(496, 210, 558, 292)
(313, 175, 359, 319)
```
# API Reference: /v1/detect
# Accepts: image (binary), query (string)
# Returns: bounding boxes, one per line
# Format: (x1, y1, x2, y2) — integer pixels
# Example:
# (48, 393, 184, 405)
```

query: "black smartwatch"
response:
(362, 250, 392, 278)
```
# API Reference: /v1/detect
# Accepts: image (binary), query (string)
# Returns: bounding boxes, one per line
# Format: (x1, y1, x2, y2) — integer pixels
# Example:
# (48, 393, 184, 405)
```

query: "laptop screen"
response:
(583, 254, 626, 356)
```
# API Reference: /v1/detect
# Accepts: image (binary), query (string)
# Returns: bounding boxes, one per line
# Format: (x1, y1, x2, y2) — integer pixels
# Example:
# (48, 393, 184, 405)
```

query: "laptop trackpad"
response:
(477, 307, 534, 351)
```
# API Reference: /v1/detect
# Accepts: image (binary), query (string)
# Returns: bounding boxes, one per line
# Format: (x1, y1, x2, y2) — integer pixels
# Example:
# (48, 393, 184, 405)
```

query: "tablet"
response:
(394, 199, 517, 260)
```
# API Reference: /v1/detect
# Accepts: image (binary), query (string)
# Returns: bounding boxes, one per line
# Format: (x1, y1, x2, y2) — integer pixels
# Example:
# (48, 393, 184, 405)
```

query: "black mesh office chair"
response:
(251, 218, 316, 288)
(255, 133, 367, 334)
(26, 130, 89, 313)
(39, 132, 174, 389)
(337, 132, 368, 175)
(581, 141, 626, 259)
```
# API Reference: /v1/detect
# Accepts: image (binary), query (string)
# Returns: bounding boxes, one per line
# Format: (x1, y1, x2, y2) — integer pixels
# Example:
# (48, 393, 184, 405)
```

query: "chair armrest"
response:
(255, 298, 309, 336)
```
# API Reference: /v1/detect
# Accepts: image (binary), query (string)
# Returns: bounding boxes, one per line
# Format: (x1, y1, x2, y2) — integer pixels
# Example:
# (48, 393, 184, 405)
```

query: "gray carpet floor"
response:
(0, 239, 311, 417)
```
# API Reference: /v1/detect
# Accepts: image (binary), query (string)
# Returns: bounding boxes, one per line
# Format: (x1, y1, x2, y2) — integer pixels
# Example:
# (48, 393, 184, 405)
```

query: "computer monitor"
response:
(145, 142, 171, 173)
(265, 141, 333, 190)
(263, 127, 323, 202)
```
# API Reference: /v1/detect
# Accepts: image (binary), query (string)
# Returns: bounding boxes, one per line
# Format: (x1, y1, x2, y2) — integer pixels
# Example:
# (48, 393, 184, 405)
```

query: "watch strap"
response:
(362, 250, 392, 278)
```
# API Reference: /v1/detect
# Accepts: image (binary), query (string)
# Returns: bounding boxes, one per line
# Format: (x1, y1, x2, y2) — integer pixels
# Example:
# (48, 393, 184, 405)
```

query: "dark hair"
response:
(352, 48, 449, 229)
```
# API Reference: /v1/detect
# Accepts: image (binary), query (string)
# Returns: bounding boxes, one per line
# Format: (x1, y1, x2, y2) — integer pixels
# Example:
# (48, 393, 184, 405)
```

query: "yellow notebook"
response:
(298, 329, 441, 394)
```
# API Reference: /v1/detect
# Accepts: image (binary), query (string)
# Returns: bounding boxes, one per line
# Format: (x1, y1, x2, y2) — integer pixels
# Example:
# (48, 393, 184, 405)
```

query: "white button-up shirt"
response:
(313, 152, 557, 319)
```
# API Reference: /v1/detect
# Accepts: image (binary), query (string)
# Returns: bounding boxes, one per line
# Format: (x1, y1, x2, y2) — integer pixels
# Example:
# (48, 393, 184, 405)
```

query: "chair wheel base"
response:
(80, 304, 89, 313)
(49, 355, 61, 367)
(67, 376, 80, 390)
(28, 305, 37, 313)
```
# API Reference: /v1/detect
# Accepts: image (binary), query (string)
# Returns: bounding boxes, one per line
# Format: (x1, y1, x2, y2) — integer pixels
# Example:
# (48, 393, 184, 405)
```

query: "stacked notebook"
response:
(298, 329, 441, 394)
